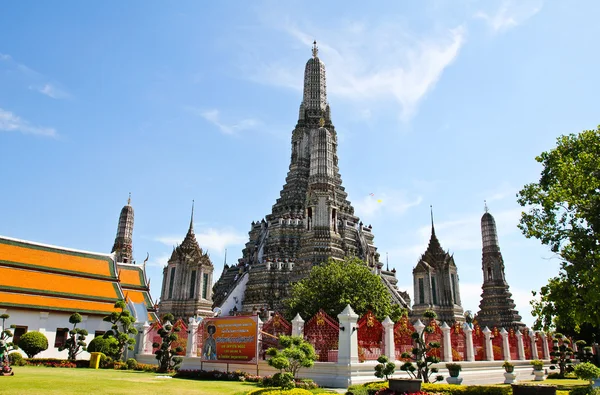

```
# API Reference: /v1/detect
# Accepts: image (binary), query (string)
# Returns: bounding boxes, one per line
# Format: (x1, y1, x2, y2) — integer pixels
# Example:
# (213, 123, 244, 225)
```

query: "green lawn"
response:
(519, 378, 589, 391)
(0, 366, 260, 395)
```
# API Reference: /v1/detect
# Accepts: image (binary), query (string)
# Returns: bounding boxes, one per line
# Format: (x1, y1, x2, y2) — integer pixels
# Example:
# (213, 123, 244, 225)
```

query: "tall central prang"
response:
(212, 42, 410, 315)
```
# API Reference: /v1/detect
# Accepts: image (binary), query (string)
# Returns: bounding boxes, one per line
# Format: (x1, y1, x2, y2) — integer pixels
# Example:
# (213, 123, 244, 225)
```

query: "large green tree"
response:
(284, 257, 406, 321)
(517, 125, 600, 336)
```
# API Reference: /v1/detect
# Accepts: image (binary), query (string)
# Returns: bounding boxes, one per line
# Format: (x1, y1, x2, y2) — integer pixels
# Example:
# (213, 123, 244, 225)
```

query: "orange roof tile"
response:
(118, 265, 146, 288)
(0, 266, 121, 301)
(0, 238, 114, 278)
(0, 290, 118, 315)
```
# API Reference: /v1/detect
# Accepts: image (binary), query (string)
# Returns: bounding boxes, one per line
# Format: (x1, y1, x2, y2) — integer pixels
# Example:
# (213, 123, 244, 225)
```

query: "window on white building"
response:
(54, 328, 69, 348)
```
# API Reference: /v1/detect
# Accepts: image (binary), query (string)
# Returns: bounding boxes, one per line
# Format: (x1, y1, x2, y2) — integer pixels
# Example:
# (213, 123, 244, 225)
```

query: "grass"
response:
(518, 378, 589, 391)
(0, 366, 260, 395)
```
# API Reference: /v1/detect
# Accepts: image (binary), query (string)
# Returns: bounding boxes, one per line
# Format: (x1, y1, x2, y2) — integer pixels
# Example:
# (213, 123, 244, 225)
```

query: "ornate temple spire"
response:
(112, 193, 134, 263)
(430, 205, 436, 235)
(301, 40, 328, 115)
(189, 200, 195, 233)
(481, 203, 500, 253)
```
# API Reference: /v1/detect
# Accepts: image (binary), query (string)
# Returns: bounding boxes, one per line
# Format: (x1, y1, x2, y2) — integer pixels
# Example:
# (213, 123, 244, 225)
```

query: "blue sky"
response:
(1, 0, 599, 327)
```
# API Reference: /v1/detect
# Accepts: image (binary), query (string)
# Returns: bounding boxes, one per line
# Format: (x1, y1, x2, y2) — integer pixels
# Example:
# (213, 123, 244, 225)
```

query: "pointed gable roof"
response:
(414, 209, 455, 272)
(168, 202, 213, 267)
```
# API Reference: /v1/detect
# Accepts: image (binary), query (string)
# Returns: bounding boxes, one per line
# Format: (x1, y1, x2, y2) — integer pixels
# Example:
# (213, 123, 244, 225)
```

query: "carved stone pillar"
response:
(440, 322, 452, 362)
(463, 323, 475, 362)
(186, 319, 199, 357)
(483, 327, 493, 361)
(540, 333, 550, 360)
(382, 316, 395, 360)
(500, 328, 510, 361)
(530, 330, 539, 360)
(291, 313, 305, 337)
(516, 330, 525, 360)
(337, 305, 359, 365)
(141, 321, 153, 355)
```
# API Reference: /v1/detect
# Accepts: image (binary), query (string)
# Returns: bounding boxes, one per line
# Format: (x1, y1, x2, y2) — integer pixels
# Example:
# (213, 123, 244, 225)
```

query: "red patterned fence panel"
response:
(150, 321, 162, 355)
(523, 329, 532, 360)
(196, 321, 204, 357)
(425, 319, 444, 359)
(508, 328, 518, 360)
(472, 322, 485, 361)
(536, 333, 544, 358)
(304, 310, 339, 362)
(491, 327, 503, 360)
(357, 311, 383, 362)
(450, 322, 466, 361)
(260, 312, 292, 359)
(394, 316, 415, 361)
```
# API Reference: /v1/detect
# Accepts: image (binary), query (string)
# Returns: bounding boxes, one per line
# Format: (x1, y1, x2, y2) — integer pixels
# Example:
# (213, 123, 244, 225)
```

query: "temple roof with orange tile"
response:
(0, 236, 156, 320)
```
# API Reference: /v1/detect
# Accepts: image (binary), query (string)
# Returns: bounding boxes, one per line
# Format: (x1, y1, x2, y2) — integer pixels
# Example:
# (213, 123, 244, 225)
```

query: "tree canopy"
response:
(517, 125, 600, 336)
(284, 257, 406, 321)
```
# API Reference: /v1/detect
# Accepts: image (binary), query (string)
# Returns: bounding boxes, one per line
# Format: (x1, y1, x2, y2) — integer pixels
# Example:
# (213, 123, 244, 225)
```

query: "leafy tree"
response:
(517, 126, 600, 333)
(0, 314, 17, 352)
(18, 331, 48, 358)
(153, 314, 183, 373)
(549, 333, 574, 378)
(285, 257, 407, 321)
(58, 313, 88, 360)
(266, 335, 317, 388)
(575, 340, 595, 363)
(87, 336, 119, 359)
(374, 355, 396, 381)
(102, 300, 138, 361)
(399, 310, 443, 383)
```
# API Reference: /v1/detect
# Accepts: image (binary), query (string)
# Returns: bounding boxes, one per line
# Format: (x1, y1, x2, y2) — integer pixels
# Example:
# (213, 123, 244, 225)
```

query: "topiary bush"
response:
(126, 358, 138, 370)
(87, 336, 119, 359)
(549, 333, 574, 378)
(18, 331, 48, 358)
(8, 352, 25, 366)
(574, 362, 600, 384)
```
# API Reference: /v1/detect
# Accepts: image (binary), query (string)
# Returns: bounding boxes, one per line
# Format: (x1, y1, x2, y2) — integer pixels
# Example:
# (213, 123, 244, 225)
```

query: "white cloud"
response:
(353, 191, 423, 217)
(146, 253, 171, 268)
(0, 108, 57, 137)
(243, 19, 466, 120)
(155, 226, 247, 256)
(474, 0, 542, 33)
(29, 83, 70, 99)
(187, 107, 260, 135)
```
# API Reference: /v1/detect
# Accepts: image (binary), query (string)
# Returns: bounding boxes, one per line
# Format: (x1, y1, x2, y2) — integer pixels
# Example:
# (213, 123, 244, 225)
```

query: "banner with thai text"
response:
(200, 316, 258, 364)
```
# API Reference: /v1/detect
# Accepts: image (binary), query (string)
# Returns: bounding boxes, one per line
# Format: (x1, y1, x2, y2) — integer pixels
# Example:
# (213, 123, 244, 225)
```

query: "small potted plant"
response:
(531, 359, 545, 381)
(445, 363, 463, 385)
(502, 361, 517, 384)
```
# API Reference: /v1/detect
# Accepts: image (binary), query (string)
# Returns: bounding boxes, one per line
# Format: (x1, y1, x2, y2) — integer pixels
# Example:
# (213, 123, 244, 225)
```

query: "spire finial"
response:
(386, 252, 389, 271)
(127, 192, 131, 205)
(189, 200, 195, 232)
(430, 205, 435, 234)
(312, 40, 318, 58)
(224, 248, 227, 266)
(484, 200, 488, 213)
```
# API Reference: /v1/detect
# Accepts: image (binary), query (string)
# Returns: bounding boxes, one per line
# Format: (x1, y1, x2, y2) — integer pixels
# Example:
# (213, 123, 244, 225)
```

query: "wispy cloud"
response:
(0, 108, 57, 137)
(186, 107, 260, 135)
(155, 226, 247, 256)
(241, 18, 466, 121)
(353, 190, 423, 217)
(29, 83, 70, 99)
(474, 0, 543, 33)
(0, 53, 70, 99)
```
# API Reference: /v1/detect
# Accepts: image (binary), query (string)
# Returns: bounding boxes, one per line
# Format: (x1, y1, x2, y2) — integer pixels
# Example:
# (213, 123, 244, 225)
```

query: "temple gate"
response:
(472, 322, 485, 361)
(304, 310, 339, 362)
(357, 311, 383, 361)
(394, 315, 415, 360)
(260, 312, 291, 359)
(450, 321, 466, 361)
(508, 328, 518, 360)
(491, 327, 503, 360)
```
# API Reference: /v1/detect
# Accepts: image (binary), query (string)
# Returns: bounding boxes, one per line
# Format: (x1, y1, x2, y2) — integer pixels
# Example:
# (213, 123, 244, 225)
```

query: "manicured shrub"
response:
(374, 355, 396, 380)
(126, 358, 138, 370)
(58, 313, 88, 361)
(8, 352, 24, 365)
(574, 362, 600, 384)
(87, 336, 119, 359)
(18, 331, 48, 358)
(246, 388, 312, 395)
(549, 333, 574, 378)
(399, 310, 443, 383)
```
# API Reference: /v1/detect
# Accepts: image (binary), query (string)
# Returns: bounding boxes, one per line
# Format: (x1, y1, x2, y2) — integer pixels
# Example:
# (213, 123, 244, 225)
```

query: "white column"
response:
(540, 333, 550, 360)
(142, 322, 153, 355)
(500, 328, 510, 361)
(463, 323, 475, 362)
(530, 331, 539, 360)
(382, 316, 395, 361)
(291, 314, 304, 337)
(337, 305, 359, 365)
(440, 322, 452, 362)
(186, 319, 199, 357)
(483, 327, 493, 361)
(516, 331, 525, 360)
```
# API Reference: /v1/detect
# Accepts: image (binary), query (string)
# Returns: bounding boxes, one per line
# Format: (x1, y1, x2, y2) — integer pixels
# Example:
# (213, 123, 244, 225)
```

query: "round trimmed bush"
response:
(87, 336, 119, 359)
(8, 352, 25, 366)
(126, 358, 138, 370)
(574, 362, 600, 383)
(18, 331, 48, 358)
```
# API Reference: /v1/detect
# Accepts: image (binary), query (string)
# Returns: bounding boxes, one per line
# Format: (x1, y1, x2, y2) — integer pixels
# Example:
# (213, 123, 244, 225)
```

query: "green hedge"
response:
(346, 381, 510, 395)
(246, 388, 313, 395)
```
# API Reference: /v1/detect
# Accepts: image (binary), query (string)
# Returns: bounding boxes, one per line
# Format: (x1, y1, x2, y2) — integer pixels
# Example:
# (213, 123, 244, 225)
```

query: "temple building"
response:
(476, 205, 525, 329)
(157, 203, 214, 320)
(212, 42, 410, 316)
(411, 210, 464, 323)
(0, 196, 157, 359)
